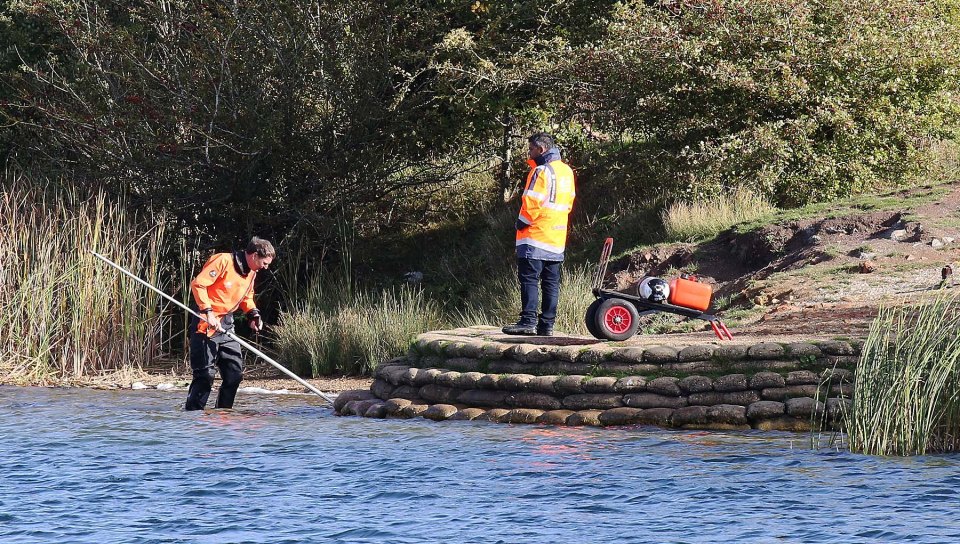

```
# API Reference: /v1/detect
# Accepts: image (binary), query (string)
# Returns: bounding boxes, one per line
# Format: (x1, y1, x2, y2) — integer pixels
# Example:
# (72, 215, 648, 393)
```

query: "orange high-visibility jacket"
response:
(516, 149, 576, 261)
(191, 252, 258, 335)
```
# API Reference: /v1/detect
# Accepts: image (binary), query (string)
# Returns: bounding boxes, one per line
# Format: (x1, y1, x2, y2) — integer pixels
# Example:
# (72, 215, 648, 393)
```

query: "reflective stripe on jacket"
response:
(191, 252, 257, 335)
(516, 148, 576, 261)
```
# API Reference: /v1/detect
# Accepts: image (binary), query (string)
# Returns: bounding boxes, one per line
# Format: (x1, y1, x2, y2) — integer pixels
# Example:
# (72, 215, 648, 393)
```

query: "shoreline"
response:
(0, 360, 373, 396)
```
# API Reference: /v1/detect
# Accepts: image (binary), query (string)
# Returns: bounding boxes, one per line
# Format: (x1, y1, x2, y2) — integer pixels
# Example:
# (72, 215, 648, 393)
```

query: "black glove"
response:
(247, 309, 262, 332)
(516, 219, 529, 231)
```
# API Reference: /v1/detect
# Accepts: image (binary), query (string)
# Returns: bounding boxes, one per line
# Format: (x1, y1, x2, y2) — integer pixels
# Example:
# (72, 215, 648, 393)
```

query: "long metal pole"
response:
(91, 251, 335, 406)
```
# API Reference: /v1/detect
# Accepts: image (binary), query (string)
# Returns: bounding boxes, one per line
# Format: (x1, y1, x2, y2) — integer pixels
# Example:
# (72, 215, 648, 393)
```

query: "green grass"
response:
(272, 281, 444, 376)
(847, 292, 960, 455)
(662, 187, 776, 243)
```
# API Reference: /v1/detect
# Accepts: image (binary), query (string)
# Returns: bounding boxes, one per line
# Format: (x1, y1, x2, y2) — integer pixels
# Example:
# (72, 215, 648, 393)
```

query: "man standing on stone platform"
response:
(502, 132, 576, 337)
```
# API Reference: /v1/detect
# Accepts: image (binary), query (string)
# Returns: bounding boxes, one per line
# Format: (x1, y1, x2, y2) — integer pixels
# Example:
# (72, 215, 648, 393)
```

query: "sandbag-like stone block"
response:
(475, 408, 511, 422)
(442, 341, 469, 358)
(445, 358, 482, 373)
(646, 376, 682, 396)
(821, 367, 854, 383)
(762, 385, 820, 401)
(384, 398, 412, 416)
(481, 342, 510, 359)
(382, 366, 411, 386)
(830, 384, 854, 397)
(400, 403, 430, 418)
(435, 371, 462, 388)
(614, 376, 647, 393)
(554, 375, 587, 395)
(423, 404, 459, 421)
(412, 368, 443, 386)
(679, 345, 715, 362)
(748, 342, 785, 359)
(815, 340, 854, 356)
(785, 397, 825, 419)
(504, 409, 544, 424)
(550, 345, 584, 363)
(507, 344, 552, 363)
(754, 417, 813, 432)
(459, 342, 484, 358)
(713, 344, 748, 360)
(679, 375, 713, 394)
(714, 374, 748, 392)
(391, 385, 421, 400)
(637, 408, 674, 426)
(499, 374, 536, 391)
(567, 410, 602, 426)
(664, 361, 721, 373)
(419, 384, 461, 404)
(612, 347, 645, 364)
(538, 410, 576, 425)
(688, 390, 760, 406)
(448, 408, 486, 421)
(746, 401, 785, 421)
(786, 370, 820, 385)
(583, 376, 618, 393)
(578, 347, 614, 365)
(456, 372, 486, 390)
(750, 372, 785, 389)
(826, 398, 852, 421)
(458, 389, 509, 407)
(554, 362, 594, 375)
(488, 360, 526, 374)
(644, 346, 679, 363)
(363, 403, 387, 418)
(785, 343, 822, 357)
(334, 389, 376, 413)
(673, 405, 748, 429)
(563, 393, 624, 410)
(623, 393, 688, 409)
(370, 379, 396, 400)
(478, 374, 501, 389)
(419, 356, 444, 368)
(528, 375, 559, 394)
(599, 407, 644, 426)
(506, 392, 563, 410)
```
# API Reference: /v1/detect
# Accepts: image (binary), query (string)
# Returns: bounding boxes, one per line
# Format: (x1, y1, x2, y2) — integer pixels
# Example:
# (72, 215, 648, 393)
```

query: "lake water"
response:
(2, 385, 959, 543)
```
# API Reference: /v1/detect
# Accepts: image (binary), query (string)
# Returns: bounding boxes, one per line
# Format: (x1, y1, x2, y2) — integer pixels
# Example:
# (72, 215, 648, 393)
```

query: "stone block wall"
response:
(334, 327, 860, 431)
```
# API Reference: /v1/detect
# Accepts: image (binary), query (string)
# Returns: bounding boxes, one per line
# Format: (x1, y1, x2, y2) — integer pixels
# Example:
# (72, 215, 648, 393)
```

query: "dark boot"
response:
(502, 322, 537, 335)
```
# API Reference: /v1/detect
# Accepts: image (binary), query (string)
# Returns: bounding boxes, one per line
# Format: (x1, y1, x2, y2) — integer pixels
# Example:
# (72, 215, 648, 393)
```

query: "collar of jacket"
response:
(233, 251, 251, 276)
(533, 147, 562, 166)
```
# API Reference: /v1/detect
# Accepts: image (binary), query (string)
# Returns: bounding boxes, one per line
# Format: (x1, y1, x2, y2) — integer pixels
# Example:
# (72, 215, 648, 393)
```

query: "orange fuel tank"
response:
(668, 276, 712, 312)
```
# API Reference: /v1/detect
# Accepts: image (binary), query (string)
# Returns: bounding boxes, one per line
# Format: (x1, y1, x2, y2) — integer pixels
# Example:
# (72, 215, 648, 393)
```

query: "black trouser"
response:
(185, 331, 244, 410)
(517, 257, 562, 329)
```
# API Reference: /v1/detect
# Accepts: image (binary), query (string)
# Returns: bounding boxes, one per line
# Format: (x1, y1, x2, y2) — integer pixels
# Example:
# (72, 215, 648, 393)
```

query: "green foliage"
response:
(848, 292, 960, 455)
(572, 0, 960, 206)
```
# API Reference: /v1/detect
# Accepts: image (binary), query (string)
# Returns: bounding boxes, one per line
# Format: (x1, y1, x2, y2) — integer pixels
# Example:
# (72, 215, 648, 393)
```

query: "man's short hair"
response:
(246, 237, 275, 258)
(528, 132, 556, 151)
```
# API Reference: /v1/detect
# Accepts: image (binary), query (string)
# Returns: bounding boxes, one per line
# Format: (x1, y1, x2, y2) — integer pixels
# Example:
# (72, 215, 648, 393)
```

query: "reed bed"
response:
(0, 177, 168, 383)
(272, 281, 443, 376)
(847, 292, 960, 455)
(661, 187, 775, 242)
(454, 263, 596, 336)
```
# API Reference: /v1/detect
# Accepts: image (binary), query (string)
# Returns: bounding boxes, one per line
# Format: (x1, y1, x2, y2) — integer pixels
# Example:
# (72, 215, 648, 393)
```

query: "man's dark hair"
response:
(528, 132, 556, 151)
(246, 237, 275, 258)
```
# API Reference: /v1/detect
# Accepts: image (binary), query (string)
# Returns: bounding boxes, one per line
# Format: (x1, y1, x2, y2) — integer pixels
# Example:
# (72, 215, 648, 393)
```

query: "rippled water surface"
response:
(3, 386, 960, 543)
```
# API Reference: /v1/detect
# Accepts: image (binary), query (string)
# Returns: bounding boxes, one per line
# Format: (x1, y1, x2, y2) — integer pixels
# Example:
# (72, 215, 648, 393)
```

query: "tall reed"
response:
(454, 263, 596, 336)
(272, 279, 443, 376)
(847, 292, 960, 455)
(0, 175, 168, 383)
(662, 187, 775, 242)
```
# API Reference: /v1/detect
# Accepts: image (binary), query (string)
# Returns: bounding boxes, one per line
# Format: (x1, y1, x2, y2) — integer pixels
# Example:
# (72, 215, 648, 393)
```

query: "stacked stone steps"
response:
(334, 327, 860, 431)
